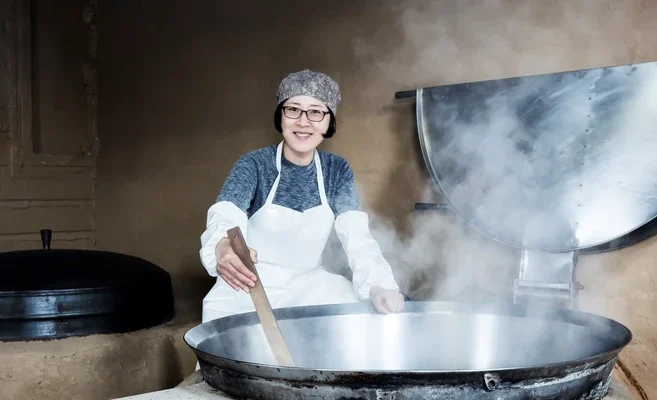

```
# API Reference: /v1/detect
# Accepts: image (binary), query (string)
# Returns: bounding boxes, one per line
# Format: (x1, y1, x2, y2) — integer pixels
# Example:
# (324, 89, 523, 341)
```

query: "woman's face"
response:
(280, 95, 331, 156)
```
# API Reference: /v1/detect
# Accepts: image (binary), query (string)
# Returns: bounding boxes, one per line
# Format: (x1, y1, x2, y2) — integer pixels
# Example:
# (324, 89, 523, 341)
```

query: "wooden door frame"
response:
(10, 0, 99, 177)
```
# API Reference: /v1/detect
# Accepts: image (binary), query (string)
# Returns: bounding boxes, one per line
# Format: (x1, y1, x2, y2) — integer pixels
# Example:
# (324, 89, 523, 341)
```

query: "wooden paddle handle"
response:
(227, 228, 261, 280)
(226, 227, 295, 367)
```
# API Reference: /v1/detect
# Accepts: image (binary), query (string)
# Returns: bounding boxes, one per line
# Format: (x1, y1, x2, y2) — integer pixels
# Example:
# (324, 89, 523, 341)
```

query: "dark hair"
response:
(273, 103, 337, 139)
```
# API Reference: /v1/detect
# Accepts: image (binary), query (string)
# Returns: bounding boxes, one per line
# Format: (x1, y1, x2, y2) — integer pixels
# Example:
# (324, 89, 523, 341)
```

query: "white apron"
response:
(201, 142, 360, 323)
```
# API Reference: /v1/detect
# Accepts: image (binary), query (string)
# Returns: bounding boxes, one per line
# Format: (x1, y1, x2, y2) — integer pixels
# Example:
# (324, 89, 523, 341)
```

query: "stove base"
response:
(114, 370, 641, 400)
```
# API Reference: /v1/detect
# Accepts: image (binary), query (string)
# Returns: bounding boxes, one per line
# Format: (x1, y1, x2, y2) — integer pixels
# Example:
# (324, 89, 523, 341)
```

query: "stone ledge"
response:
(0, 320, 199, 400)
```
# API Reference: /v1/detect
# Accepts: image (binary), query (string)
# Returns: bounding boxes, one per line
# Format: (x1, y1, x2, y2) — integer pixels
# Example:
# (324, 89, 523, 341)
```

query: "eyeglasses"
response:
(282, 106, 330, 122)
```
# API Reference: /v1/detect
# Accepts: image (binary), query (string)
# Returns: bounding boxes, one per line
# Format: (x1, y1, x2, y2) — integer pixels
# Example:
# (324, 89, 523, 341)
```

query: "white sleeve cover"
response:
(199, 201, 248, 277)
(334, 210, 400, 300)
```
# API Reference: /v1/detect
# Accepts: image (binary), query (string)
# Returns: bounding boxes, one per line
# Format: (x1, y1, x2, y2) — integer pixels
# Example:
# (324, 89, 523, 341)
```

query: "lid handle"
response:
(41, 229, 52, 250)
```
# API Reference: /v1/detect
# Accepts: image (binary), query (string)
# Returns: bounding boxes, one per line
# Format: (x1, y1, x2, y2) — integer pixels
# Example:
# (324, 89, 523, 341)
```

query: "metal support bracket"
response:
(513, 249, 580, 309)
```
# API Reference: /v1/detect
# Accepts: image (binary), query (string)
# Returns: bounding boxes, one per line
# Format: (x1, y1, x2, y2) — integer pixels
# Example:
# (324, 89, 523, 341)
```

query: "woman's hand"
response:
(215, 237, 258, 292)
(370, 286, 405, 314)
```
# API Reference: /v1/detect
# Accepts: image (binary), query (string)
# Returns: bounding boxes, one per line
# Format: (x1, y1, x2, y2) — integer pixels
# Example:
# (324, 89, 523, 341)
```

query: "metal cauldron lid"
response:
(409, 61, 657, 252)
(0, 230, 175, 341)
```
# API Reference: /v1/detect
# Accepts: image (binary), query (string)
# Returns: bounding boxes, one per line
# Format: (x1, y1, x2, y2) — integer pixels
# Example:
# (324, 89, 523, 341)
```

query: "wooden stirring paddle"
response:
(226, 226, 295, 367)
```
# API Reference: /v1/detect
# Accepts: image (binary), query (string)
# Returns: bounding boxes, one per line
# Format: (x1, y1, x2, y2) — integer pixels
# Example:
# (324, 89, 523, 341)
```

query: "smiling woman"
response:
(198, 69, 404, 324)
(277, 97, 332, 162)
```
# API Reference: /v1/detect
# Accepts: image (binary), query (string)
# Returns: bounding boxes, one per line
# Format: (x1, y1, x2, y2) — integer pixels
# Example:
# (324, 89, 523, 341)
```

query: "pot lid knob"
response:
(40, 229, 52, 250)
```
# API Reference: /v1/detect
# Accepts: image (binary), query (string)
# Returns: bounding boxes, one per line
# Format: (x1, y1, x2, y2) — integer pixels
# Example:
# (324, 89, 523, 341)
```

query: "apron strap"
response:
(314, 150, 329, 206)
(275, 141, 283, 172)
(264, 142, 284, 205)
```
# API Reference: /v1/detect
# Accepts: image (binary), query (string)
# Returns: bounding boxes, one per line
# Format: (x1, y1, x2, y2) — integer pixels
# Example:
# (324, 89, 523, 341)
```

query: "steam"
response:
(341, 0, 655, 372)
(368, 203, 519, 304)
(197, 1, 651, 378)
(361, 62, 657, 305)
(352, 0, 645, 92)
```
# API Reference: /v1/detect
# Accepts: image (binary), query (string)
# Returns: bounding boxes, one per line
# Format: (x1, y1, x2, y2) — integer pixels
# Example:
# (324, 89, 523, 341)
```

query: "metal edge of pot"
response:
(183, 301, 633, 384)
(197, 358, 621, 400)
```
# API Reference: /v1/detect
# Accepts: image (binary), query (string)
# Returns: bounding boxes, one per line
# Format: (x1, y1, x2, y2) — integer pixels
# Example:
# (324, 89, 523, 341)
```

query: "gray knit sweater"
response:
(216, 144, 361, 216)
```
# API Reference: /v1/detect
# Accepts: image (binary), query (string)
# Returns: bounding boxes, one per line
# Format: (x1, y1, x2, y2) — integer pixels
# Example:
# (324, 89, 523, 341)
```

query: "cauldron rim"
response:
(184, 300, 632, 377)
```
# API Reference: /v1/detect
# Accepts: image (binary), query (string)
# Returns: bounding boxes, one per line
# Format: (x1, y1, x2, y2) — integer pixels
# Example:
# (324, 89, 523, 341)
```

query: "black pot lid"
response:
(0, 248, 171, 292)
(0, 230, 175, 341)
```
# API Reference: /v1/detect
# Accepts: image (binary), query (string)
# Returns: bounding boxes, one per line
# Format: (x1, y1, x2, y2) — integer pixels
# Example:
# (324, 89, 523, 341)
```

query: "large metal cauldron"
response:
(185, 301, 631, 399)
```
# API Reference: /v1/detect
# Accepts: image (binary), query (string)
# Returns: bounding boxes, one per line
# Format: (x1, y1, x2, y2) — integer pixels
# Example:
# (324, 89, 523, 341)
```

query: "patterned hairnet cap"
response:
(276, 69, 341, 115)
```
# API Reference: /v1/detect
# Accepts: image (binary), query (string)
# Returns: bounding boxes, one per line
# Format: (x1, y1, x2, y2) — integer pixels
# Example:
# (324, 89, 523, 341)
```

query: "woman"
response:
(199, 69, 404, 323)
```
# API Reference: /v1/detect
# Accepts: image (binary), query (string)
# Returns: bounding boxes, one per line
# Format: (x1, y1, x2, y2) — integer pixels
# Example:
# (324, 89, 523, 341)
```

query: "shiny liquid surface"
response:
(196, 312, 613, 371)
